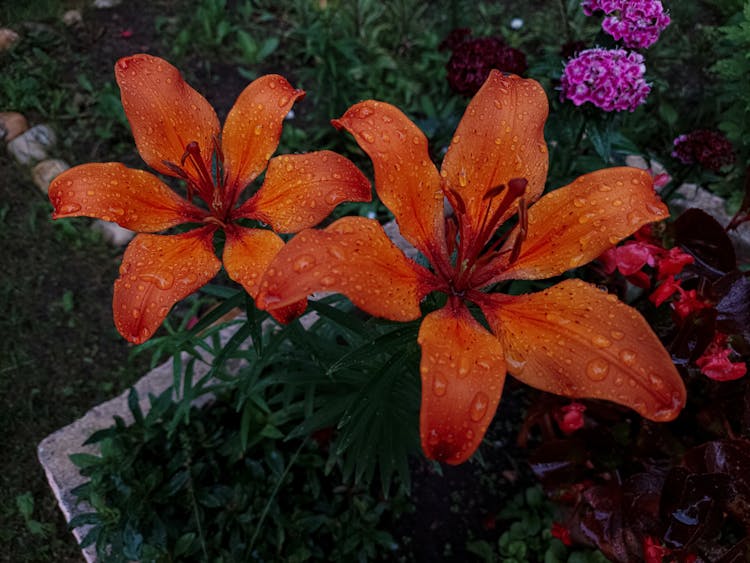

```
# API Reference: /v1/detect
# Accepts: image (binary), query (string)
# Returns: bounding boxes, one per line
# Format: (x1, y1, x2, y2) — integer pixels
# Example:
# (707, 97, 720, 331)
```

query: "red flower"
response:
(258, 72, 685, 464)
(551, 522, 573, 546)
(696, 333, 747, 381)
(643, 536, 669, 563)
(555, 402, 587, 434)
(49, 54, 370, 343)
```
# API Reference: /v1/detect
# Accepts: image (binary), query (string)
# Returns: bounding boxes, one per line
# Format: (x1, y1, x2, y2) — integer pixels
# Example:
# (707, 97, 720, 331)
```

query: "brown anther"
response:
(483, 183, 506, 200)
(507, 177, 528, 197)
(509, 197, 528, 264)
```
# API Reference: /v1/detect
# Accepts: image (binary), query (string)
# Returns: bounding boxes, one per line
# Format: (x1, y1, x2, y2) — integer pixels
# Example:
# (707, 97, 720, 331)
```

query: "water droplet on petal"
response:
(277, 95, 290, 107)
(586, 358, 610, 381)
(320, 275, 336, 287)
(506, 350, 526, 373)
(619, 349, 637, 366)
(140, 272, 175, 290)
(293, 254, 316, 272)
(362, 132, 375, 143)
(59, 203, 82, 214)
(611, 330, 625, 340)
(592, 335, 611, 348)
(469, 392, 490, 422)
(433, 374, 447, 397)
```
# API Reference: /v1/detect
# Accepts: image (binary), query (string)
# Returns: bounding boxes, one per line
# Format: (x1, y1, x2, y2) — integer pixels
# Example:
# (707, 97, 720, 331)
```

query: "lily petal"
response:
(49, 163, 206, 231)
(115, 54, 219, 184)
(222, 75, 305, 201)
(418, 301, 506, 465)
(442, 71, 548, 239)
(333, 101, 449, 270)
(113, 227, 221, 344)
(257, 217, 437, 322)
(479, 279, 686, 422)
(235, 151, 371, 232)
(476, 168, 667, 286)
(223, 225, 306, 322)
(223, 225, 284, 298)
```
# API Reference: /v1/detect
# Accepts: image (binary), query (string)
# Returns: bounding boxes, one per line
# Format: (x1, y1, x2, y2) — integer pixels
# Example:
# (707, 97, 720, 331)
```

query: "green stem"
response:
(248, 438, 308, 552)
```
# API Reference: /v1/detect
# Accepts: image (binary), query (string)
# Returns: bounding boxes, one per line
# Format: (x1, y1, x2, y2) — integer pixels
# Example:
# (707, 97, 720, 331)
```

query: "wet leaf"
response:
(528, 438, 589, 487)
(714, 272, 750, 340)
(660, 468, 730, 550)
(670, 307, 717, 365)
(673, 209, 736, 275)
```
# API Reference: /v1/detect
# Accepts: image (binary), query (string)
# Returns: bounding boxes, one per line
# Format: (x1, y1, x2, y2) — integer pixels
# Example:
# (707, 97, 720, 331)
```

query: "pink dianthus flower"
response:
(582, 0, 670, 49)
(561, 48, 650, 112)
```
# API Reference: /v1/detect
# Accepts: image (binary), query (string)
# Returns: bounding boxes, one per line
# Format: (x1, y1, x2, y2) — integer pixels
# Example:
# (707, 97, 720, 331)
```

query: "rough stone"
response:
(0, 28, 20, 52)
(7, 124, 57, 166)
(671, 183, 750, 262)
(32, 159, 70, 194)
(0, 112, 29, 142)
(93, 0, 122, 7)
(62, 9, 83, 26)
(91, 220, 136, 246)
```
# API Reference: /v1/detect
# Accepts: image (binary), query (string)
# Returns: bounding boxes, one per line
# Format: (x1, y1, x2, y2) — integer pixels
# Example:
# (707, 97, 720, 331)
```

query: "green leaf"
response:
(173, 532, 196, 557)
(68, 512, 102, 529)
(127, 388, 144, 425)
(69, 453, 101, 468)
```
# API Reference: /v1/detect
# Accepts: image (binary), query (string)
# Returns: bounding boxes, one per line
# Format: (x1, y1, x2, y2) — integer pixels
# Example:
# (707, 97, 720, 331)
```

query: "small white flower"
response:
(366, 210, 377, 219)
(285, 109, 295, 120)
(510, 17, 524, 30)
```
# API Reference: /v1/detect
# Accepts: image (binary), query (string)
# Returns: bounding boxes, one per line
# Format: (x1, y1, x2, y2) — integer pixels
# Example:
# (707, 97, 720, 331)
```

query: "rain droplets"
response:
(586, 358, 610, 381)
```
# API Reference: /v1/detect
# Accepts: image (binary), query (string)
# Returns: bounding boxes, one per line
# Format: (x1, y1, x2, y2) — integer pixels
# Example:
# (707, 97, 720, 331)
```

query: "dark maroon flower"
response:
(439, 27, 472, 52)
(671, 129, 736, 172)
(443, 32, 528, 96)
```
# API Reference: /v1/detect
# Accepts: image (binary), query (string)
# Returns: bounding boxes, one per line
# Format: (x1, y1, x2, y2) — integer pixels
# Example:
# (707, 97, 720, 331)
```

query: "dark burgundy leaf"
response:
(661, 469, 730, 550)
(674, 209, 736, 275)
(528, 438, 588, 487)
(578, 483, 631, 562)
(622, 473, 666, 536)
(714, 272, 750, 340)
(702, 440, 750, 526)
(670, 307, 717, 365)
(714, 538, 750, 563)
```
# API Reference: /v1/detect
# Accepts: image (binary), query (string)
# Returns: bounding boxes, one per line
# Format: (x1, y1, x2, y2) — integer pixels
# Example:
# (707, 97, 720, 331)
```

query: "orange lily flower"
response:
(257, 71, 686, 464)
(49, 54, 370, 344)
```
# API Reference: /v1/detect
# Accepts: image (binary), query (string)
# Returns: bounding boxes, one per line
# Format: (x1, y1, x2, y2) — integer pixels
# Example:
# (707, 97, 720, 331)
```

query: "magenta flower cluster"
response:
(561, 48, 650, 112)
(671, 130, 736, 172)
(581, 0, 670, 49)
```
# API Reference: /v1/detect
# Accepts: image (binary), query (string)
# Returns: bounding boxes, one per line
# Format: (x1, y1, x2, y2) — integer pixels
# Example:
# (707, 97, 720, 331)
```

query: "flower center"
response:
(163, 138, 230, 223)
(446, 177, 528, 292)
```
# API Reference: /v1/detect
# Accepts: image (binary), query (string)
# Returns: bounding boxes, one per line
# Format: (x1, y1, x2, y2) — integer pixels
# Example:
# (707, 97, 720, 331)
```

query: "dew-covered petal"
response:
(476, 167, 668, 286)
(223, 225, 284, 298)
(222, 225, 306, 321)
(115, 54, 219, 182)
(418, 302, 506, 465)
(257, 217, 438, 322)
(478, 279, 686, 422)
(49, 163, 207, 232)
(332, 101, 449, 269)
(221, 75, 304, 200)
(113, 228, 220, 344)
(234, 151, 371, 232)
(441, 71, 549, 239)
